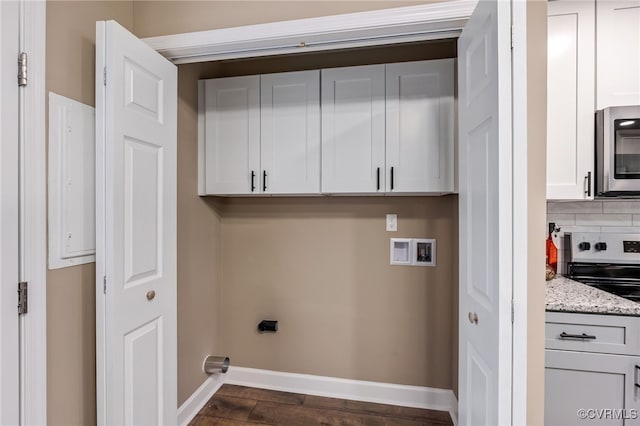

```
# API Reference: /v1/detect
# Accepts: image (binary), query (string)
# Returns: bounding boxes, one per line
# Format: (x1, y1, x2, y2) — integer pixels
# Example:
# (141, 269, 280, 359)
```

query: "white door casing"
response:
(458, 0, 513, 424)
(261, 70, 320, 194)
(96, 20, 177, 426)
(321, 64, 385, 194)
(0, 1, 21, 424)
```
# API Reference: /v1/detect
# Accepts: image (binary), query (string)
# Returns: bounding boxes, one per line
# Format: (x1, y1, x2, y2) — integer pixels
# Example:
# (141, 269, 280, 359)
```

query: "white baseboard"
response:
(226, 366, 458, 422)
(177, 373, 226, 426)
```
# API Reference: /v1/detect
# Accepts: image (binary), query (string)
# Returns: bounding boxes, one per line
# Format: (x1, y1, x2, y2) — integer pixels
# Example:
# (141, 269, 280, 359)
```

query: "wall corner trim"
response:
(177, 374, 226, 426)
(226, 367, 458, 423)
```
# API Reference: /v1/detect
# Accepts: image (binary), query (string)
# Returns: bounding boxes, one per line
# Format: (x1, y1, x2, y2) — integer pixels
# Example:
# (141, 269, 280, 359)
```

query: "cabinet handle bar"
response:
(559, 332, 596, 340)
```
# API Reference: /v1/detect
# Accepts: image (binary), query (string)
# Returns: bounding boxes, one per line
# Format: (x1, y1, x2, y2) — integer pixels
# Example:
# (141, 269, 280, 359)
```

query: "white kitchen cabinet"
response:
(596, 0, 640, 109)
(546, 0, 595, 200)
(261, 70, 320, 194)
(199, 71, 320, 195)
(321, 64, 385, 194)
(545, 312, 640, 425)
(321, 60, 455, 195)
(199, 75, 260, 195)
(545, 350, 640, 426)
(386, 59, 454, 193)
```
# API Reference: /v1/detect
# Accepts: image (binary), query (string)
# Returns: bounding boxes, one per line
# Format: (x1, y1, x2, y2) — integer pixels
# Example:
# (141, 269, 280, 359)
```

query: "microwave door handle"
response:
(584, 171, 592, 197)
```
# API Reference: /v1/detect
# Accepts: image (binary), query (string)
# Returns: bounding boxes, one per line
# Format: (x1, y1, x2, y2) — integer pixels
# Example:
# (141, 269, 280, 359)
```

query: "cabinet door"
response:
(545, 350, 640, 425)
(261, 70, 320, 194)
(321, 64, 385, 194)
(201, 76, 260, 195)
(547, 0, 595, 200)
(385, 59, 454, 194)
(596, 0, 640, 109)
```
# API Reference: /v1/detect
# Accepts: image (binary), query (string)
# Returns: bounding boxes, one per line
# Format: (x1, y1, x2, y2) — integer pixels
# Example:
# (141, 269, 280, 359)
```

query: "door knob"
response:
(468, 312, 478, 324)
(146, 290, 156, 301)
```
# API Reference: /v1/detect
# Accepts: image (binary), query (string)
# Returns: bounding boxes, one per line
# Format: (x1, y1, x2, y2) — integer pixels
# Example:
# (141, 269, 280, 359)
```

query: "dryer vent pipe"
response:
(203, 355, 230, 374)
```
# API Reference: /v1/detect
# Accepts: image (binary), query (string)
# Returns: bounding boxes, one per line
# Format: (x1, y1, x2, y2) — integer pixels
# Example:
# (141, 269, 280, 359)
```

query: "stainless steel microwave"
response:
(596, 106, 640, 197)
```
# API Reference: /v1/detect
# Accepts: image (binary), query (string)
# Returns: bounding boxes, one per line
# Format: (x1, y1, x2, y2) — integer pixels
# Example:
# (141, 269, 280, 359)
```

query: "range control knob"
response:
(578, 242, 591, 251)
(595, 242, 608, 251)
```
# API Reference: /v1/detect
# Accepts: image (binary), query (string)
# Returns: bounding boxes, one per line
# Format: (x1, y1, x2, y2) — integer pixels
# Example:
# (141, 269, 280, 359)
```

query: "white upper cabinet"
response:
(386, 59, 454, 193)
(321, 64, 386, 194)
(596, 0, 640, 109)
(200, 60, 456, 196)
(261, 70, 320, 194)
(546, 0, 595, 200)
(200, 75, 260, 195)
(200, 71, 320, 195)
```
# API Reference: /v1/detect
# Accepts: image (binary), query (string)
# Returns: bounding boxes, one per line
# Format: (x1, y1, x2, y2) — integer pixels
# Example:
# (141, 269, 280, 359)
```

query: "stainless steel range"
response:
(565, 232, 640, 303)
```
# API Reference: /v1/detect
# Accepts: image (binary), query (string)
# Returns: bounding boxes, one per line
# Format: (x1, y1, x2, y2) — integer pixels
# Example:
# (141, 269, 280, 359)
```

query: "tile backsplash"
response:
(547, 200, 640, 273)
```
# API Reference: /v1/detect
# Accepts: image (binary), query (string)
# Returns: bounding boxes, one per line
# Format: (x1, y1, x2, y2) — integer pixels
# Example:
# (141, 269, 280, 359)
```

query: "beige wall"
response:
(220, 196, 457, 388)
(173, 39, 458, 397)
(46, 3, 133, 425)
(527, 0, 548, 424)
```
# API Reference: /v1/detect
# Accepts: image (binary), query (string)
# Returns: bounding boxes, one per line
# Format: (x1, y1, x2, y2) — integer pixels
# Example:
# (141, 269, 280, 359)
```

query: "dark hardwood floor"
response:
(190, 384, 453, 426)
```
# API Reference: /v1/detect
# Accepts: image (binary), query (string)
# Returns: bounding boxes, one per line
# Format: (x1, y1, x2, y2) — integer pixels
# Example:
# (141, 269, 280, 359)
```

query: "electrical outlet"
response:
(386, 214, 397, 232)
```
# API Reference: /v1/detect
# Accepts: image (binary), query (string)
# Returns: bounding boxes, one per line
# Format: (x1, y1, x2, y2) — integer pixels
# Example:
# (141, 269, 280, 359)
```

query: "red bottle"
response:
(546, 222, 558, 274)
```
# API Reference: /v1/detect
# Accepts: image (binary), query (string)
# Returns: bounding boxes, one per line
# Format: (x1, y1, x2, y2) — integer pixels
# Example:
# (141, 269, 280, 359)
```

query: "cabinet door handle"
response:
(584, 172, 592, 197)
(635, 365, 640, 389)
(377, 167, 380, 191)
(559, 332, 596, 340)
(251, 171, 256, 192)
(390, 167, 395, 191)
(263, 171, 267, 192)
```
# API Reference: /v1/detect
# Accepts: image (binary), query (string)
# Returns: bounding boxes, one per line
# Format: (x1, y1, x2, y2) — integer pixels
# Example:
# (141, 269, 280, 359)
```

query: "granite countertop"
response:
(546, 276, 640, 316)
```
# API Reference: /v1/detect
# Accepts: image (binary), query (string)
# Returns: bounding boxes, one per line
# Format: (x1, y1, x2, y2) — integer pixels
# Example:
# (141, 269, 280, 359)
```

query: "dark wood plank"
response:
(248, 401, 448, 426)
(303, 395, 452, 424)
(199, 394, 258, 422)
(189, 415, 270, 426)
(217, 384, 305, 406)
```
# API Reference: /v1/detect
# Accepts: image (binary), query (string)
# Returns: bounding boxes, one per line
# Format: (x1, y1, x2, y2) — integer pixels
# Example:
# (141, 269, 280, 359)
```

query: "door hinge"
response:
(18, 52, 27, 87)
(18, 281, 28, 315)
(103, 67, 107, 86)
(103, 276, 106, 294)
(511, 300, 515, 323)
(510, 25, 515, 50)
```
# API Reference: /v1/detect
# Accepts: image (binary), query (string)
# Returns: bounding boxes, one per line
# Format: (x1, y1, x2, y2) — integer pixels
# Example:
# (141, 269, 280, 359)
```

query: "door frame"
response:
(142, 0, 531, 423)
(17, 0, 47, 425)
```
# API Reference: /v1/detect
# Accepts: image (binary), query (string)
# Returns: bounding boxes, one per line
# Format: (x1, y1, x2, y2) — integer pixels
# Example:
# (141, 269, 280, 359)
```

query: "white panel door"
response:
(545, 350, 640, 426)
(596, 0, 640, 109)
(321, 64, 385, 194)
(458, 0, 513, 424)
(386, 59, 455, 194)
(203, 76, 260, 195)
(0, 1, 20, 424)
(261, 70, 320, 194)
(547, 0, 595, 200)
(96, 20, 177, 426)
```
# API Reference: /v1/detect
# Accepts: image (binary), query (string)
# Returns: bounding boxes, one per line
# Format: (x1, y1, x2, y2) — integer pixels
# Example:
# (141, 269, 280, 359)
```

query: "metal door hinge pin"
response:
(18, 281, 28, 314)
(18, 52, 27, 87)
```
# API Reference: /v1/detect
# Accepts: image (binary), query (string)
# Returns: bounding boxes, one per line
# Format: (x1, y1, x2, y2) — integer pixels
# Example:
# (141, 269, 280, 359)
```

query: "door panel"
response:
(596, 0, 640, 108)
(204, 76, 260, 195)
(458, 0, 512, 424)
(546, 0, 595, 199)
(545, 350, 640, 426)
(96, 20, 177, 426)
(261, 70, 320, 194)
(385, 59, 454, 193)
(321, 64, 385, 193)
